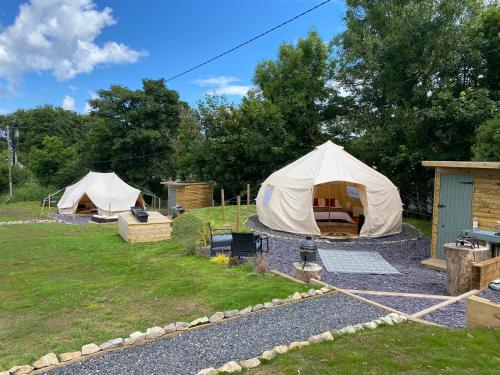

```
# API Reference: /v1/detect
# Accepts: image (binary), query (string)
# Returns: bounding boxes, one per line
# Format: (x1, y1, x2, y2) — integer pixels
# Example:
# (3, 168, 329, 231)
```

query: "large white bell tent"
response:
(256, 141, 403, 237)
(58, 172, 145, 216)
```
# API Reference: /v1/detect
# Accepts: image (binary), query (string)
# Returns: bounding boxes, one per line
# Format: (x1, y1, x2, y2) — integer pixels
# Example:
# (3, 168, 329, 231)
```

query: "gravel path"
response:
(48, 213, 93, 224)
(48, 294, 386, 375)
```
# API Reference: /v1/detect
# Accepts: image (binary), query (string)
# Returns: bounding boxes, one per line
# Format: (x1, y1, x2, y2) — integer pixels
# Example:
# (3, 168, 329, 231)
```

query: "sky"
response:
(0, 0, 346, 114)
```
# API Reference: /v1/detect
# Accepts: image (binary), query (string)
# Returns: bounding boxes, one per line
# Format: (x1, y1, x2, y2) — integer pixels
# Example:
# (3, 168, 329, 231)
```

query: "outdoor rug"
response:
(318, 249, 400, 274)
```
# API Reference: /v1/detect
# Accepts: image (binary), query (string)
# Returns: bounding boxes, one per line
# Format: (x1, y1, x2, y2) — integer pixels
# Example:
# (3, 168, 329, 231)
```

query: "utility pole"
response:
(6, 123, 13, 198)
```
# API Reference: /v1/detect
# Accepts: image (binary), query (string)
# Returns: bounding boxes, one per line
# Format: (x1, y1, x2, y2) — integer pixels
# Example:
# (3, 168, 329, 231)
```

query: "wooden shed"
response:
(161, 181, 214, 211)
(421, 161, 500, 270)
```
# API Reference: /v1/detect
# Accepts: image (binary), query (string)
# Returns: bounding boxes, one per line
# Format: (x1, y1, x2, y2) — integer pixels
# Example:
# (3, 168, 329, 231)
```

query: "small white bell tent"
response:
(58, 172, 145, 216)
(256, 141, 403, 237)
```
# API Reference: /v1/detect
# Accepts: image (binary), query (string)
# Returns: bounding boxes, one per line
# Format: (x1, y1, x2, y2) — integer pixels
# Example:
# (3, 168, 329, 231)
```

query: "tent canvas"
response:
(57, 172, 144, 216)
(256, 141, 403, 237)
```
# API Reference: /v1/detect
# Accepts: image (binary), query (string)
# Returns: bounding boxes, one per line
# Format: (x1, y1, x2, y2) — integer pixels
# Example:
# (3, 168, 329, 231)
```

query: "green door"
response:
(436, 173, 473, 259)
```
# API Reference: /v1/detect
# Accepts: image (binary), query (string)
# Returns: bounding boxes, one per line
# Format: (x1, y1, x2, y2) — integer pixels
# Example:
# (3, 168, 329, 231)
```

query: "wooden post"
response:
(247, 184, 250, 212)
(236, 195, 241, 231)
(48, 194, 51, 212)
(221, 189, 225, 221)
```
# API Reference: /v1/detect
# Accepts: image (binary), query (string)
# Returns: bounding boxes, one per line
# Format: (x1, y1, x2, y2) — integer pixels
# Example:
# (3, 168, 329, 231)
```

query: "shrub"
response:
(210, 253, 230, 266)
(173, 212, 204, 244)
(199, 219, 215, 247)
(1, 181, 54, 203)
(185, 242, 198, 256)
(255, 256, 269, 273)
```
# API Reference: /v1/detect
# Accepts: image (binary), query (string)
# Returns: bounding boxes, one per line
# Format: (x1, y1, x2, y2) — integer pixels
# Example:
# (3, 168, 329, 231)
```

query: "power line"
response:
(165, 0, 333, 82)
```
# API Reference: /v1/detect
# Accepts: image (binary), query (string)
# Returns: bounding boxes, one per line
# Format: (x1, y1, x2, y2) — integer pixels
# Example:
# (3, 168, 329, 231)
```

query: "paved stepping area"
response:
(48, 294, 387, 375)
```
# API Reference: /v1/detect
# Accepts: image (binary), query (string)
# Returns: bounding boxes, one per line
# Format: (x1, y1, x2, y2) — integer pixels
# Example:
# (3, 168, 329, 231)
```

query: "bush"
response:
(1, 181, 54, 203)
(173, 212, 204, 244)
(210, 253, 230, 266)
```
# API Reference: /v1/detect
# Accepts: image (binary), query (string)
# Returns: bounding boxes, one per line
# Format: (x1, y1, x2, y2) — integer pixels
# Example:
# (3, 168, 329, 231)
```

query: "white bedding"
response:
(314, 211, 354, 223)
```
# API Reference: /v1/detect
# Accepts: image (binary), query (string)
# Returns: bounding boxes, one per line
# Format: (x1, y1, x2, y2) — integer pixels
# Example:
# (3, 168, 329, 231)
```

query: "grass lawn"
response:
(0, 201, 46, 222)
(249, 324, 500, 374)
(404, 217, 432, 236)
(0, 203, 308, 370)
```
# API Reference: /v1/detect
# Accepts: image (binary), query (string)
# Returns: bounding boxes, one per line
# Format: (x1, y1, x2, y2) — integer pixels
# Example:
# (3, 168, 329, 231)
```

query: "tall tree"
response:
(85, 79, 184, 194)
(333, 0, 495, 200)
(254, 31, 336, 158)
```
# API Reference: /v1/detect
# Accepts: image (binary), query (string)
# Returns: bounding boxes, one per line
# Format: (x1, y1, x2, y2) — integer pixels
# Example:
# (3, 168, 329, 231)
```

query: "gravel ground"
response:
(423, 300, 467, 328)
(266, 236, 447, 295)
(480, 288, 500, 303)
(48, 213, 92, 225)
(357, 294, 441, 315)
(48, 294, 386, 375)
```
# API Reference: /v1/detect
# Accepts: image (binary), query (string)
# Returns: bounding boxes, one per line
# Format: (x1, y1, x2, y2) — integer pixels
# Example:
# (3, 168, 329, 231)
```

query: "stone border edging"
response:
(195, 312, 409, 374)
(0, 219, 59, 226)
(4, 287, 334, 375)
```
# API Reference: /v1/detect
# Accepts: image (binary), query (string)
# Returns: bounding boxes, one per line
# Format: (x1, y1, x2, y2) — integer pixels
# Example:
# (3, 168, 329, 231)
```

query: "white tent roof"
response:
(256, 141, 403, 237)
(57, 172, 142, 215)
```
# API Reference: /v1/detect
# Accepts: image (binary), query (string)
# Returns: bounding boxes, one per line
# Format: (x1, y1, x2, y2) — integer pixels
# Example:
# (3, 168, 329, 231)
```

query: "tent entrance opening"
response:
(313, 181, 365, 237)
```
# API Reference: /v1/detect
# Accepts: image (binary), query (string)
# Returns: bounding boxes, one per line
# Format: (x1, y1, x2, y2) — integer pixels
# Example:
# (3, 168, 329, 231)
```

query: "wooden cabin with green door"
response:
(421, 161, 500, 270)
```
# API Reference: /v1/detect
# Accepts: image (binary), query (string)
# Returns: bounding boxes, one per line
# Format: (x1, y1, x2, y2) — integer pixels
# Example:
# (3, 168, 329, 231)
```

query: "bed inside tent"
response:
(312, 181, 365, 237)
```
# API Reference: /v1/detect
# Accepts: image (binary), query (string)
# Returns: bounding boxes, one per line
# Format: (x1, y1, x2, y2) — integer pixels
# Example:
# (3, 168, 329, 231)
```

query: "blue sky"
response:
(0, 0, 346, 114)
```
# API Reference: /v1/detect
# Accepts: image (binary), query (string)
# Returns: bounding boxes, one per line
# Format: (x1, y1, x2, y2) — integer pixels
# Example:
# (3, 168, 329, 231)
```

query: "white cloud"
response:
(193, 76, 251, 97)
(211, 85, 251, 96)
(62, 95, 75, 111)
(0, 108, 11, 115)
(0, 0, 146, 90)
(82, 90, 98, 114)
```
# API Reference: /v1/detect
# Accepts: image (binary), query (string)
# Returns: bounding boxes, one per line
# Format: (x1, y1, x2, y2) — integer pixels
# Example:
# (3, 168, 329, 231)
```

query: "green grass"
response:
(404, 217, 432, 236)
(0, 201, 47, 222)
(249, 324, 500, 375)
(0, 203, 307, 370)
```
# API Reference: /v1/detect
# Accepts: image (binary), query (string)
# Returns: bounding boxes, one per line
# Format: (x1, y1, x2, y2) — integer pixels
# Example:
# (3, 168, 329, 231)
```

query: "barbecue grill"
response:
(299, 236, 318, 269)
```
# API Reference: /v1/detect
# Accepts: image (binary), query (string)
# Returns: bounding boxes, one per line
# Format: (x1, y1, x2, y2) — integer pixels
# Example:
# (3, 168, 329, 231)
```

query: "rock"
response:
(272, 298, 283, 306)
(292, 292, 302, 301)
(59, 351, 81, 362)
(239, 306, 252, 315)
(263, 302, 274, 309)
(300, 292, 309, 298)
(260, 350, 276, 361)
(381, 316, 394, 325)
(224, 310, 239, 318)
(340, 326, 356, 334)
(218, 361, 241, 373)
(307, 289, 317, 297)
(288, 341, 310, 350)
(375, 319, 383, 325)
(81, 343, 100, 355)
(164, 323, 177, 334)
(190, 317, 209, 326)
(353, 324, 364, 331)
(284, 296, 293, 303)
(239, 357, 261, 369)
(8, 365, 34, 375)
(33, 352, 59, 369)
(197, 368, 218, 375)
(99, 338, 124, 351)
(362, 321, 377, 330)
(209, 312, 225, 323)
(273, 345, 289, 354)
(146, 326, 166, 339)
(252, 304, 264, 312)
(129, 331, 146, 341)
(320, 287, 330, 293)
(308, 331, 333, 344)
(391, 314, 406, 324)
(175, 322, 191, 331)
(316, 289, 324, 295)
(331, 329, 341, 336)
(0, 371, 10, 375)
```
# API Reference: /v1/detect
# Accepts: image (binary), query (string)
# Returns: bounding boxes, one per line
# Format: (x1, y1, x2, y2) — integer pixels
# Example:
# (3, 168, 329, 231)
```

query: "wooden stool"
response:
(444, 243, 491, 296)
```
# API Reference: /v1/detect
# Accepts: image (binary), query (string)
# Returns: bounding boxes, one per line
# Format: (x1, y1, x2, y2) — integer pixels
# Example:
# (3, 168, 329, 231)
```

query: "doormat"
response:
(318, 249, 400, 274)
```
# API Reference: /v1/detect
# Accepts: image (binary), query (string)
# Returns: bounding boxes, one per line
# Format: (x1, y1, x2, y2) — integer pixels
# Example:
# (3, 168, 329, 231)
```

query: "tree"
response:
(254, 31, 336, 158)
(28, 136, 81, 187)
(333, 0, 493, 200)
(85, 79, 184, 194)
(473, 114, 500, 161)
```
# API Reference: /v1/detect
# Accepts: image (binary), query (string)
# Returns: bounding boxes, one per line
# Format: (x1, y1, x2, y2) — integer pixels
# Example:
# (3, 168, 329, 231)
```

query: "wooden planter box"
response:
(471, 256, 500, 290)
(467, 295, 500, 329)
(118, 211, 172, 243)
